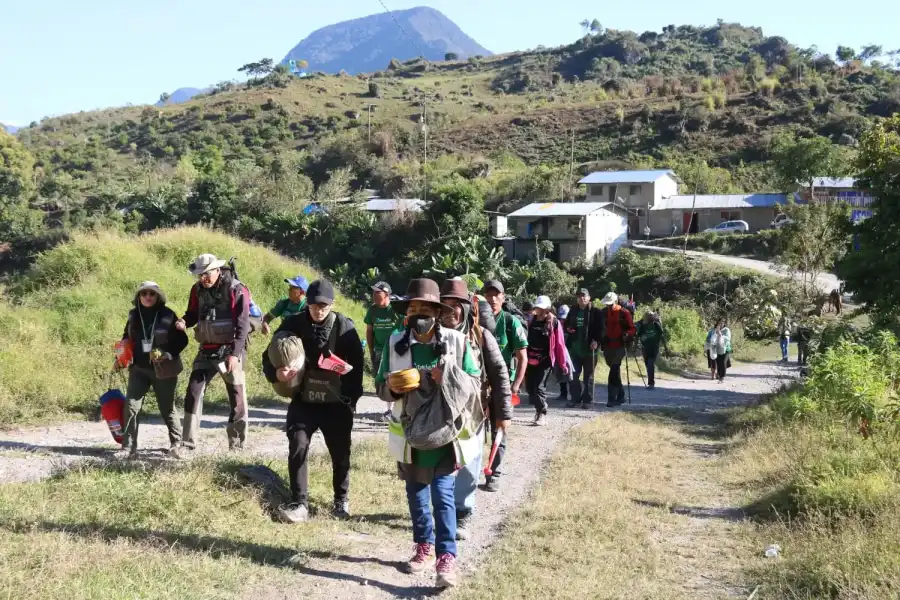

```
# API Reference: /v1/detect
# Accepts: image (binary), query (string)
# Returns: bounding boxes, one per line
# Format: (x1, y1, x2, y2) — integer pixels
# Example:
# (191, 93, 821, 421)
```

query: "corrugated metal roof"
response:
(507, 202, 616, 217)
(365, 198, 425, 212)
(578, 170, 678, 184)
(651, 194, 788, 211)
(812, 177, 857, 188)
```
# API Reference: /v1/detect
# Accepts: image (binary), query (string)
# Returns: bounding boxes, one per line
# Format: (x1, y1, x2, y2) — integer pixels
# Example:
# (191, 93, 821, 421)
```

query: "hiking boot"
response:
(484, 477, 501, 493)
(435, 553, 459, 587)
(566, 400, 581, 408)
(168, 445, 183, 460)
(456, 514, 471, 540)
(406, 543, 436, 574)
(113, 445, 136, 460)
(534, 412, 546, 426)
(332, 498, 351, 520)
(278, 502, 309, 524)
(580, 402, 592, 410)
(228, 438, 244, 451)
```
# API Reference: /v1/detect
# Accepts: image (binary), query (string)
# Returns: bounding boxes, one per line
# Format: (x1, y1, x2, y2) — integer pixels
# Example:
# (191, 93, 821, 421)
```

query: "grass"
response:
(0, 440, 406, 600)
(449, 412, 752, 600)
(0, 226, 369, 425)
(720, 408, 900, 599)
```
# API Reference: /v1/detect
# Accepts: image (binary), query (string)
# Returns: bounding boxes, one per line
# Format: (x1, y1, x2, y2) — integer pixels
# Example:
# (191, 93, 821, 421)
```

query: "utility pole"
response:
(366, 104, 375, 143)
(569, 128, 576, 195)
(683, 164, 701, 258)
(422, 98, 428, 205)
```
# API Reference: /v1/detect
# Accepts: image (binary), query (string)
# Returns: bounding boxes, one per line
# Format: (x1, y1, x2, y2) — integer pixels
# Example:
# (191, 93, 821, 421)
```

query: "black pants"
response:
(604, 347, 626, 404)
(642, 348, 659, 387)
(798, 342, 809, 365)
(571, 353, 596, 404)
(487, 418, 506, 480)
(526, 361, 552, 415)
(715, 354, 728, 381)
(286, 401, 354, 506)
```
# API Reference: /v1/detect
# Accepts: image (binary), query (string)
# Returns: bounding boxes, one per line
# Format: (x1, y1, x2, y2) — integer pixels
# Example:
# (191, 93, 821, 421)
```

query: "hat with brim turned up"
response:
(189, 253, 227, 275)
(392, 278, 453, 316)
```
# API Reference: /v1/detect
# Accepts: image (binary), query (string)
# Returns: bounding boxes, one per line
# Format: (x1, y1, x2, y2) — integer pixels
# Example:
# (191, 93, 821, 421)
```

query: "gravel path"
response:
(0, 360, 796, 598)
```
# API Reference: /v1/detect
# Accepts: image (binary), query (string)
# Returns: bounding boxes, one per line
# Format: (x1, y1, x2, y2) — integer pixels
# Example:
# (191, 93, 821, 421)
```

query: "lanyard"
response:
(138, 311, 158, 345)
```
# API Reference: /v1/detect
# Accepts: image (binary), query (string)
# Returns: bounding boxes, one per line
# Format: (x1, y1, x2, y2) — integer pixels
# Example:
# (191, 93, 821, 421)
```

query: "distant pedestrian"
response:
(525, 295, 570, 425)
(522, 301, 534, 327)
(671, 222, 678, 237)
(365, 281, 403, 421)
(796, 319, 812, 365)
(564, 289, 603, 408)
(778, 314, 791, 362)
(599, 293, 636, 406)
(705, 319, 731, 382)
(555, 304, 571, 402)
(644, 225, 651, 241)
(636, 311, 665, 389)
(262, 276, 309, 335)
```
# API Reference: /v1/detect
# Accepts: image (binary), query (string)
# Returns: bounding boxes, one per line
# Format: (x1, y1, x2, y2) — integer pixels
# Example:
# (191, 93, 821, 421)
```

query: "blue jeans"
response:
(780, 337, 789, 360)
(454, 426, 485, 517)
(406, 473, 457, 556)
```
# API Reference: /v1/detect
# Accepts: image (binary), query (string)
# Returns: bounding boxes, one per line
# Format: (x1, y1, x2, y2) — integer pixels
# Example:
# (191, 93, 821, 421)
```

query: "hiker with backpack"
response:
(439, 279, 512, 542)
(261, 275, 309, 335)
(365, 281, 404, 422)
(175, 254, 253, 452)
(480, 280, 528, 492)
(704, 318, 732, 382)
(599, 292, 636, 407)
(525, 295, 571, 425)
(262, 279, 364, 523)
(564, 289, 604, 408)
(376, 278, 482, 588)
(116, 281, 189, 459)
(636, 311, 665, 390)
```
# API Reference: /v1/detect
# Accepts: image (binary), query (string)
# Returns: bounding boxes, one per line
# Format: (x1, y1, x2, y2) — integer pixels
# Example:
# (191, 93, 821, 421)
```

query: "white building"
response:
(579, 170, 681, 237)
(503, 202, 628, 264)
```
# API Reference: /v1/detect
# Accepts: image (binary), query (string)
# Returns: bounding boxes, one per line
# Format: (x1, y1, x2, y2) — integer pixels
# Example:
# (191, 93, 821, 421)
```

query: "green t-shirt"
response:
(269, 297, 306, 320)
(569, 308, 590, 358)
(636, 321, 664, 353)
(375, 334, 481, 467)
(493, 310, 529, 381)
(365, 305, 402, 351)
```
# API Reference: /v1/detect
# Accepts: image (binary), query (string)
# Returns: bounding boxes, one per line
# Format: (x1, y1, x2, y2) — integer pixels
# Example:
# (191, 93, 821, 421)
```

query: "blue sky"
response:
(1, 0, 897, 126)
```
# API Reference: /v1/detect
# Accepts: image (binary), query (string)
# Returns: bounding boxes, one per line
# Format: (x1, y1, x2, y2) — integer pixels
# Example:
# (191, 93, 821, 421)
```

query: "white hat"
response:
(189, 253, 227, 275)
(601, 292, 618, 306)
(534, 295, 552, 310)
(135, 281, 167, 304)
(558, 304, 570, 318)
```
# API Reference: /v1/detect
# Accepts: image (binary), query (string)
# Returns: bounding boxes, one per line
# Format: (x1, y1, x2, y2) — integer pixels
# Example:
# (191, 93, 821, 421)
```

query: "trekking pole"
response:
(632, 346, 647, 388)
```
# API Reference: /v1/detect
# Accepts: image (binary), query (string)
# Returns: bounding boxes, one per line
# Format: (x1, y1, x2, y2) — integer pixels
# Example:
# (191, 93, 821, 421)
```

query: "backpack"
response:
(227, 257, 263, 334)
(600, 306, 631, 344)
(502, 298, 528, 343)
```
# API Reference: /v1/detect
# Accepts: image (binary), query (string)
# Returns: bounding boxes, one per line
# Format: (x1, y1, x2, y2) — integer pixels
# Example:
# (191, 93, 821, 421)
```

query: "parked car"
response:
(770, 214, 795, 228)
(704, 220, 750, 234)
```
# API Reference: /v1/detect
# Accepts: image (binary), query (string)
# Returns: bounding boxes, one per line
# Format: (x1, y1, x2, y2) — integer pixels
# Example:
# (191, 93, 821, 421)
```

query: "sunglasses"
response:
(140, 290, 158, 297)
(198, 270, 217, 280)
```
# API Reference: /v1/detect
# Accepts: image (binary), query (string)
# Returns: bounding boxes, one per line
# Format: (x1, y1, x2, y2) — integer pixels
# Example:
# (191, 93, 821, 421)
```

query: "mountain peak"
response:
(283, 6, 491, 75)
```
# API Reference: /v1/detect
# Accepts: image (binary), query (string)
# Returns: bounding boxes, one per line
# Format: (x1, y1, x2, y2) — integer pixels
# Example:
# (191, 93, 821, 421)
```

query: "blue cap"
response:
(284, 276, 309, 291)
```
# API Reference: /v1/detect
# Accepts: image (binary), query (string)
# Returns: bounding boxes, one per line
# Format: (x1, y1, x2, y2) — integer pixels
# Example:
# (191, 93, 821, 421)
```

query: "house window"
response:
(629, 185, 641, 196)
(568, 218, 582, 230)
(608, 186, 616, 203)
(720, 210, 741, 222)
(590, 184, 603, 196)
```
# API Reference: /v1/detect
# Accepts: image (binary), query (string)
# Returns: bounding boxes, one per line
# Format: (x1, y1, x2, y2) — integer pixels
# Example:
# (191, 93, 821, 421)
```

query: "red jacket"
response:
(602, 305, 636, 350)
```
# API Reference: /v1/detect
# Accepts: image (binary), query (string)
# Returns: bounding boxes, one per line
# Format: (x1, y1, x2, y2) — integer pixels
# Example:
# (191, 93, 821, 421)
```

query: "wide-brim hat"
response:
(601, 292, 618, 306)
(440, 278, 472, 304)
(189, 253, 227, 275)
(392, 278, 452, 315)
(135, 281, 167, 304)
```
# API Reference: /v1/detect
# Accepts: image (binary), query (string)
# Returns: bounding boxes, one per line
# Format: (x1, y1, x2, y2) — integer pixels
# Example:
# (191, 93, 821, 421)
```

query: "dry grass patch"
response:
(0, 440, 405, 600)
(450, 412, 753, 600)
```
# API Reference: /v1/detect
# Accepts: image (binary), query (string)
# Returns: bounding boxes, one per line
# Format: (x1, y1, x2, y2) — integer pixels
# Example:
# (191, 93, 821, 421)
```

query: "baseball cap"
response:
(284, 275, 310, 291)
(482, 280, 504, 294)
(371, 281, 392, 295)
(534, 295, 552, 310)
(306, 279, 336, 305)
(577, 288, 590, 297)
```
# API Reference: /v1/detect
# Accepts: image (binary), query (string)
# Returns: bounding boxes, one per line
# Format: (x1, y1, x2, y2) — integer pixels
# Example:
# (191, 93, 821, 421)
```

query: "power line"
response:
(374, 0, 427, 59)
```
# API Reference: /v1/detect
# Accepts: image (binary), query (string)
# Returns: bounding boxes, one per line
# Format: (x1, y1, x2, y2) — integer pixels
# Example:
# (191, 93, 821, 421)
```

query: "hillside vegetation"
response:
(0, 227, 366, 424)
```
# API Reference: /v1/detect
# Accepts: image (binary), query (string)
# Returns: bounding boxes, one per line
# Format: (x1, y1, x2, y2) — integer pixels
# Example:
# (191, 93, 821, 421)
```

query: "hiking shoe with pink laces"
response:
(406, 543, 435, 574)
(435, 553, 459, 587)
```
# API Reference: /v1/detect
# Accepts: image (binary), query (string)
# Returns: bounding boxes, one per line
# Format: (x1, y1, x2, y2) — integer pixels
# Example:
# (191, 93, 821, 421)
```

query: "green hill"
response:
(0, 227, 367, 425)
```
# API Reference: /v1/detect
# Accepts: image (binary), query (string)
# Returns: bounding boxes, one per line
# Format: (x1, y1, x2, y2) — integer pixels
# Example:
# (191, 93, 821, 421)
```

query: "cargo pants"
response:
(122, 365, 182, 451)
(182, 351, 248, 449)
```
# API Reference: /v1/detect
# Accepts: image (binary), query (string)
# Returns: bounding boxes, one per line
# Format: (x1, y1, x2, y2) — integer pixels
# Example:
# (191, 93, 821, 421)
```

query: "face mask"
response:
(408, 314, 436, 336)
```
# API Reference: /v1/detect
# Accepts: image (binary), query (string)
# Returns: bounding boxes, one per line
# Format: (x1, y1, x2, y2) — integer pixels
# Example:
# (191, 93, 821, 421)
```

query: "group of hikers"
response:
(115, 253, 684, 588)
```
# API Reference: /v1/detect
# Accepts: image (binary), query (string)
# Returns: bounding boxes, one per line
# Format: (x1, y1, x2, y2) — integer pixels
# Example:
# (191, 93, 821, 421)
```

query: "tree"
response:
(158, 92, 170, 104)
(775, 201, 851, 299)
(770, 133, 851, 191)
(858, 44, 883, 63)
(314, 167, 353, 203)
(744, 54, 766, 83)
(444, 52, 458, 61)
(425, 178, 486, 236)
(579, 19, 591, 33)
(590, 19, 603, 34)
(836, 45, 856, 63)
(0, 130, 35, 201)
(368, 82, 381, 98)
(836, 115, 900, 318)
(238, 58, 275, 77)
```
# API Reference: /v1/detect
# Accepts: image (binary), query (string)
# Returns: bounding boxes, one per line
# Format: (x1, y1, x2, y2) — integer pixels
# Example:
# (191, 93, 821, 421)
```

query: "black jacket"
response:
(261, 309, 364, 405)
(123, 304, 189, 368)
(564, 305, 604, 348)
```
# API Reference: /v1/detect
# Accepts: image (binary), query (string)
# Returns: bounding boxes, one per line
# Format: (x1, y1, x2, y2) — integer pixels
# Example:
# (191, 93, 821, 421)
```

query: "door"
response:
(683, 212, 699, 234)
